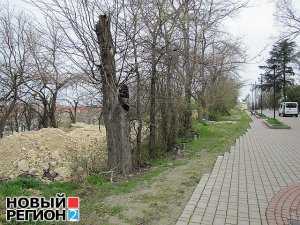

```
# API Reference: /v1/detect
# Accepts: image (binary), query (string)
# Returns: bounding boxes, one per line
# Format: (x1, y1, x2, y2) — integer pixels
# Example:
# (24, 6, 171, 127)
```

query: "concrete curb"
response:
(262, 119, 291, 129)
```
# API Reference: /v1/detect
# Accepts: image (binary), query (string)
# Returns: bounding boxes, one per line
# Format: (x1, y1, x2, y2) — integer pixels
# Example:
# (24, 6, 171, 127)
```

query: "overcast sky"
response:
(8, 0, 300, 99)
(225, 0, 300, 98)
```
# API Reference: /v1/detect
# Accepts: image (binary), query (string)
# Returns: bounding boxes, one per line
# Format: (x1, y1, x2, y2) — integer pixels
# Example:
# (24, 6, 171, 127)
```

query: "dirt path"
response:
(103, 151, 217, 225)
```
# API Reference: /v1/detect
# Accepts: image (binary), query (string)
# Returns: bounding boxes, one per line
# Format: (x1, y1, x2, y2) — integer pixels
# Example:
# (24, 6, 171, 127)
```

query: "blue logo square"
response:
(68, 209, 80, 222)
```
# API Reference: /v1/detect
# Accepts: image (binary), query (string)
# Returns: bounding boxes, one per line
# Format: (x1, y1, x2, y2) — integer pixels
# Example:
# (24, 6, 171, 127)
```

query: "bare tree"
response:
(276, 0, 300, 39)
(21, 0, 248, 174)
(25, 20, 71, 128)
(30, 0, 134, 174)
(0, 7, 30, 137)
(95, 15, 132, 174)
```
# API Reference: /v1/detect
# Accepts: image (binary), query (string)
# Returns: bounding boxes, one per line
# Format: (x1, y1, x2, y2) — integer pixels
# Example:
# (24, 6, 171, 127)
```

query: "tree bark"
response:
(39, 101, 49, 128)
(183, 0, 192, 133)
(68, 100, 78, 124)
(131, 14, 143, 167)
(134, 43, 143, 167)
(14, 112, 19, 132)
(149, 42, 157, 159)
(73, 100, 78, 123)
(0, 100, 16, 138)
(0, 120, 6, 138)
(165, 53, 176, 151)
(96, 15, 132, 175)
(49, 95, 57, 128)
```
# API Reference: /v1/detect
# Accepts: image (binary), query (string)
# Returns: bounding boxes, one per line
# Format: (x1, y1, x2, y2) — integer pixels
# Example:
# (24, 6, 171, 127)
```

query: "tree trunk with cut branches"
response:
(95, 15, 132, 175)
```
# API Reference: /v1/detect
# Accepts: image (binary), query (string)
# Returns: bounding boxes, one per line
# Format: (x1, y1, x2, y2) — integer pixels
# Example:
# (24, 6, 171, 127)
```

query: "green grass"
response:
(264, 117, 290, 129)
(0, 166, 169, 224)
(0, 177, 40, 196)
(0, 177, 78, 198)
(267, 118, 283, 125)
(0, 168, 167, 197)
(183, 109, 251, 155)
(82, 165, 169, 196)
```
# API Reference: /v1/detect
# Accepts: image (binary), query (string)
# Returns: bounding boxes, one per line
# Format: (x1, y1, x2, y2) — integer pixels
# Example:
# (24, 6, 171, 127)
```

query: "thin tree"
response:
(0, 7, 30, 137)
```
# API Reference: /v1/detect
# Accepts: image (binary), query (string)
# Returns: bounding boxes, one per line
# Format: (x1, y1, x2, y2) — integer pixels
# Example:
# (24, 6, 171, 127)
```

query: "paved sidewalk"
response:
(176, 116, 300, 225)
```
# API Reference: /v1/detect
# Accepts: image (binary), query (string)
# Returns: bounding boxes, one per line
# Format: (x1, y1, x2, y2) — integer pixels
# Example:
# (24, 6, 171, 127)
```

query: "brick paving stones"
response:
(176, 116, 300, 225)
(266, 184, 300, 225)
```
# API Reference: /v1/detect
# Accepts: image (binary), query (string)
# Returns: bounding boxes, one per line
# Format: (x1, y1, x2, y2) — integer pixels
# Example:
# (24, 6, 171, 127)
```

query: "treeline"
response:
(0, 0, 247, 174)
(249, 38, 299, 110)
(258, 39, 297, 108)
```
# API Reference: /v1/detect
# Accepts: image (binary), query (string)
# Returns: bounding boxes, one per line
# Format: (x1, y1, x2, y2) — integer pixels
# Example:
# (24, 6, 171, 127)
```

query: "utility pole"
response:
(283, 60, 286, 102)
(272, 65, 277, 119)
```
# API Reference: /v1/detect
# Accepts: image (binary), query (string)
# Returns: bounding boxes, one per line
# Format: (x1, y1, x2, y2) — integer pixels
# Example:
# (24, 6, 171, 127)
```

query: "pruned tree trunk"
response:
(96, 15, 132, 175)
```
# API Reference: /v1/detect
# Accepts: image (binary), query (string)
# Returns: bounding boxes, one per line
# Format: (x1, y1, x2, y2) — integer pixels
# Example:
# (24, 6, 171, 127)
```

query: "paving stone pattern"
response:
(176, 116, 300, 225)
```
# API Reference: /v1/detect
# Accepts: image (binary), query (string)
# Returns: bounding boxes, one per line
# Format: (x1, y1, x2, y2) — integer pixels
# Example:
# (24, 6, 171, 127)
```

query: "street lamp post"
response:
(259, 75, 263, 115)
(254, 82, 257, 114)
(251, 84, 255, 113)
(272, 65, 276, 119)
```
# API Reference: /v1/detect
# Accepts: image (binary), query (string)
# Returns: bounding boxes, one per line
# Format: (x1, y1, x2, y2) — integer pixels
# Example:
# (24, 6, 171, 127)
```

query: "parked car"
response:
(279, 102, 299, 117)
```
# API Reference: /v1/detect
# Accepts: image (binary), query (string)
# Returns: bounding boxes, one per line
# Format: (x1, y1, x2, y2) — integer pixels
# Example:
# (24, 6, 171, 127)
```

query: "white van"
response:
(279, 102, 299, 117)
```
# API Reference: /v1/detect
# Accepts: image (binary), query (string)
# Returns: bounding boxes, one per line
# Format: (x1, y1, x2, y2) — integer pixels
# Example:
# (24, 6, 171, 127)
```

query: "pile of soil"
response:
(0, 123, 107, 181)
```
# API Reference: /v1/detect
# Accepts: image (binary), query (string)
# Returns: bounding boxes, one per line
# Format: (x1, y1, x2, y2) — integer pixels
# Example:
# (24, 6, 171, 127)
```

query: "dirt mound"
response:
(0, 124, 107, 181)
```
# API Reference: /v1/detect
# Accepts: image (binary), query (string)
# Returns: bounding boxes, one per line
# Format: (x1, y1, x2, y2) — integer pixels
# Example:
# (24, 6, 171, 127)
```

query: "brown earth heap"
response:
(0, 123, 106, 181)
